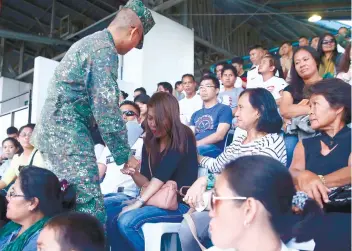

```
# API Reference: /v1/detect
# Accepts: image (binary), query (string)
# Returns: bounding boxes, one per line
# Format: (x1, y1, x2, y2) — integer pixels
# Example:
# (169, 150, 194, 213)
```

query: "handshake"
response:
(121, 156, 141, 175)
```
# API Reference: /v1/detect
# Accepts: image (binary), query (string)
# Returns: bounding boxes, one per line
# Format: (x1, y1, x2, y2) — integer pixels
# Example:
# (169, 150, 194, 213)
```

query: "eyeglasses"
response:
(6, 190, 26, 199)
(19, 132, 32, 138)
(199, 85, 216, 90)
(122, 110, 137, 117)
(210, 191, 247, 212)
(322, 39, 335, 45)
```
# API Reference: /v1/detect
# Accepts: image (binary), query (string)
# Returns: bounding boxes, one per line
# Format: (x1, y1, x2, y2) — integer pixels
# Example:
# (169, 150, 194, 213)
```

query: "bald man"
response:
(31, 0, 155, 224)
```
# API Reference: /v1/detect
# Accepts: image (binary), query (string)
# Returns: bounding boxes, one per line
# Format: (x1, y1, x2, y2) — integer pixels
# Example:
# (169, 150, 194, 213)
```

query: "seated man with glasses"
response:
(97, 100, 143, 199)
(190, 76, 232, 158)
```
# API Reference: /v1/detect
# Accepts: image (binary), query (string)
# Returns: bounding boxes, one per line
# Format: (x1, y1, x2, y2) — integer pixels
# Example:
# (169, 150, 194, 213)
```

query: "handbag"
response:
(325, 185, 351, 213)
(140, 154, 179, 210)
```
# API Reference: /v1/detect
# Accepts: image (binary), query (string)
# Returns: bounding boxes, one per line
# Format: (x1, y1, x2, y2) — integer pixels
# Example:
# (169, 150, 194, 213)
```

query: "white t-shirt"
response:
(179, 94, 203, 125)
(247, 65, 279, 89)
(247, 65, 263, 89)
(98, 137, 144, 197)
(261, 76, 288, 100)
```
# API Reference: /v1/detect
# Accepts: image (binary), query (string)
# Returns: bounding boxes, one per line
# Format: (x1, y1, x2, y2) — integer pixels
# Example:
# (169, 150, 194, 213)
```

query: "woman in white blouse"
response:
(179, 88, 287, 251)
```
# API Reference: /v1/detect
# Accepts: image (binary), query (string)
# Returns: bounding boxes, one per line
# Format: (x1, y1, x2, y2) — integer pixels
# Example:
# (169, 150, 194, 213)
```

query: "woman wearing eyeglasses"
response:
(0, 124, 44, 191)
(317, 33, 341, 79)
(179, 88, 287, 251)
(0, 166, 75, 251)
(207, 156, 321, 251)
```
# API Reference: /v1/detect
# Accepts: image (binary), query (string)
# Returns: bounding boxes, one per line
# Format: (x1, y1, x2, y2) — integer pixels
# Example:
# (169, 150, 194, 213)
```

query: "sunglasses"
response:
(122, 110, 137, 117)
(322, 39, 335, 45)
(210, 191, 247, 212)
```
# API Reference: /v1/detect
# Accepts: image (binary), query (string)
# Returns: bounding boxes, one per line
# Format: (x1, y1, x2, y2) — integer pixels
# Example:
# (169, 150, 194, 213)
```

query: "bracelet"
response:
(206, 172, 215, 190)
(318, 175, 326, 185)
(136, 196, 145, 205)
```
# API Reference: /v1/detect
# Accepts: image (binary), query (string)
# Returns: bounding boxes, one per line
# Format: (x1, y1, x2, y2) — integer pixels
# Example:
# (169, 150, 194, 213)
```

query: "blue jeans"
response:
(197, 144, 222, 158)
(104, 193, 190, 251)
(282, 133, 298, 168)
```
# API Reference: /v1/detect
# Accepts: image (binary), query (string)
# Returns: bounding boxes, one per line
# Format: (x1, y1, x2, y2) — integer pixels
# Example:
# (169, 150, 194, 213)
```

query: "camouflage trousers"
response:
(41, 152, 106, 225)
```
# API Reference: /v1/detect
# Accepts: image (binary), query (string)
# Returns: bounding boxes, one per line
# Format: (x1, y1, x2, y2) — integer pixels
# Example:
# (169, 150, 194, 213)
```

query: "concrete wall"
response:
(122, 10, 194, 96)
(0, 77, 30, 114)
(32, 56, 59, 123)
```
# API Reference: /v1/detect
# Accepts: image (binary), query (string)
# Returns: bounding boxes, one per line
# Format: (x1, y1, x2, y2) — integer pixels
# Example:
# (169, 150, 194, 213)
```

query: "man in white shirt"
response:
(97, 101, 143, 197)
(179, 74, 203, 125)
(246, 45, 265, 89)
(258, 54, 288, 105)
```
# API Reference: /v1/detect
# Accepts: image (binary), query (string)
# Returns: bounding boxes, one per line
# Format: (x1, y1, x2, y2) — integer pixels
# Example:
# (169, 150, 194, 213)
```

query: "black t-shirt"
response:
(140, 132, 198, 202)
(283, 85, 302, 104)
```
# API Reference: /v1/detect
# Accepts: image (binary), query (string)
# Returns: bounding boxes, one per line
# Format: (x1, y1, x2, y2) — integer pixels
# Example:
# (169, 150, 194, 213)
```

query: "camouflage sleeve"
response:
(86, 49, 131, 165)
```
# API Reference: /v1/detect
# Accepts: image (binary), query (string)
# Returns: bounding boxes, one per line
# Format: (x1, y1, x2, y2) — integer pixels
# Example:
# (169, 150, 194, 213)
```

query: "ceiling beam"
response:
(55, 0, 95, 24)
(194, 35, 234, 58)
(278, 2, 350, 12)
(0, 29, 72, 46)
(153, 0, 185, 12)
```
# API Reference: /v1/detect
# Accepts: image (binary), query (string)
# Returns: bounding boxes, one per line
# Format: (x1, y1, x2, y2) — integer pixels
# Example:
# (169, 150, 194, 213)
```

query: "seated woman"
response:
(0, 124, 44, 191)
(290, 78, 351, 251)
(104, 92, 198, 251)
(37, 212, 105, 251)
(317, 33, 341, 79)
(0, 166, 75, 251)
(207, 156, 321, 251)
(179, 88, 287, 251)
(280, 46, 323, 166)
(0, 138, 22, 179)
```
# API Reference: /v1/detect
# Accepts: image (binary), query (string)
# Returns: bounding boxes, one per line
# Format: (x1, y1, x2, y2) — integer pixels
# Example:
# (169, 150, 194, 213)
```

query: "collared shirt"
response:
(31, 29, 131, 166)
(0, 228, 39, 251)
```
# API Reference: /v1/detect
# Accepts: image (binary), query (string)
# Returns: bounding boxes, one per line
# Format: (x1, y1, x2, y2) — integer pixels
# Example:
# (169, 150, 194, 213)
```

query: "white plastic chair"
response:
(141, 166, 208, 251)
(142, 222, 181, 251)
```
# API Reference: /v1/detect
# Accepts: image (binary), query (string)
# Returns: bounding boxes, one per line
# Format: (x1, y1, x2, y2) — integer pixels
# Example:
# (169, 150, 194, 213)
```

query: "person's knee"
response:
(178, 219, 192, 241)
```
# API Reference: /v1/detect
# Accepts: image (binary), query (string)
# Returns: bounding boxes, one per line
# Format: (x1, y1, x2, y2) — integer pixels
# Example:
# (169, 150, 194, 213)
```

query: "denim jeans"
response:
(104, 193, 190, 251)
(282, 133, 298, 168)
(197, 144, 222, 158)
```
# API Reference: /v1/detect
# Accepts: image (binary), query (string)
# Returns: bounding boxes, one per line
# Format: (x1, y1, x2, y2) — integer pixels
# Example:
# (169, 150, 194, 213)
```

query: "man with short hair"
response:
(218, 64, 243, 117)
(231, 57, 247, 83)
(336, 26, 350, 52)
(6, 126, 18, 139)
(98, 100, 143, 198)
(174, 81, 185, 101)
(258, 54, 288, 105)
(190, 76, 232, 158)
(299, 36, 309, 46)
(157, 82, 173, 94)
(279, 41, 293, 81)
(179, 74, 203, 125)
(133, 87, 146, 98)
(311, 36, 320, 50)
(246, 45, 265, 89)
(30, 0, 155, 224)
(215, 62, 226, 80)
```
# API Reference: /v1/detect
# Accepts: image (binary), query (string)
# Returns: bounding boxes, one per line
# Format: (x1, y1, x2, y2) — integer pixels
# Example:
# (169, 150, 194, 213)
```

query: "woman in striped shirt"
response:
(179, 88, 287, 251)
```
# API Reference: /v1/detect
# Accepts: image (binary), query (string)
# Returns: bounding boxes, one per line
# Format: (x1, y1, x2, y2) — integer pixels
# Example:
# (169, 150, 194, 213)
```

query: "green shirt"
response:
(32, 29, 131, 165)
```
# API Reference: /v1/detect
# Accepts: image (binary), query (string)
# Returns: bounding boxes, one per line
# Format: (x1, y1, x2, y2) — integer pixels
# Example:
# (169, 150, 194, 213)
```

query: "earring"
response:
(243, 221, 250, 227)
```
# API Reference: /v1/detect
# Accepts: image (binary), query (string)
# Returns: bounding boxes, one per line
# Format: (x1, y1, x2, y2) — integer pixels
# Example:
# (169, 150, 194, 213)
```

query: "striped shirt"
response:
(200, 131, 287, 173)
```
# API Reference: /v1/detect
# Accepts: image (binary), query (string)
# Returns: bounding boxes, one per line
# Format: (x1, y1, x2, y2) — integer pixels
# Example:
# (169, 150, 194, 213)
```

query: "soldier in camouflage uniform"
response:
(31, 0, 155, 224)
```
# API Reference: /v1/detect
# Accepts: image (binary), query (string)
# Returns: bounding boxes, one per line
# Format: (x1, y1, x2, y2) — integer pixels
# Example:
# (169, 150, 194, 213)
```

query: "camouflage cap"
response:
(124, 0, 155, 49)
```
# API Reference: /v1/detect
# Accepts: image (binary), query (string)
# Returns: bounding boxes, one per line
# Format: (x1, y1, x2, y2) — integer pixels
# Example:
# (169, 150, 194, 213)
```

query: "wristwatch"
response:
(136, 196, 146, 205)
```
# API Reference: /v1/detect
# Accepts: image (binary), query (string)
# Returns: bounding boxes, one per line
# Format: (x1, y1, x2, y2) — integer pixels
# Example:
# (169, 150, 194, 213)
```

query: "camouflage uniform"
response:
(31, 0, 155, 224)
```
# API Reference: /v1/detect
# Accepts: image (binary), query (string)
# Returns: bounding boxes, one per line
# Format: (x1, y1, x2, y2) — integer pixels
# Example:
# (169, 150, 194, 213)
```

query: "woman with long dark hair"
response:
(337, 43, 351, 85)
(317, 33, 341, 79)
(0, 124, 44, 191)
(0, 138, 22, 179)
(208, 156, 322, 251)
(280, 46, 322, 165)
(0, 166, 75, 251)
(105, 92, 198, 251)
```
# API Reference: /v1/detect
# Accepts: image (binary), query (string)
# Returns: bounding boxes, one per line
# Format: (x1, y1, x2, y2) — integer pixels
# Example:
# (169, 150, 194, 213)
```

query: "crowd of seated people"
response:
(0, 29, 350, 251)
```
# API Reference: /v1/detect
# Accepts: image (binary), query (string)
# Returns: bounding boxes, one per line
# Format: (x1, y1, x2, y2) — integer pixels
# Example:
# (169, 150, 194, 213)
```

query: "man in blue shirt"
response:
(190, 76, 232, 158)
